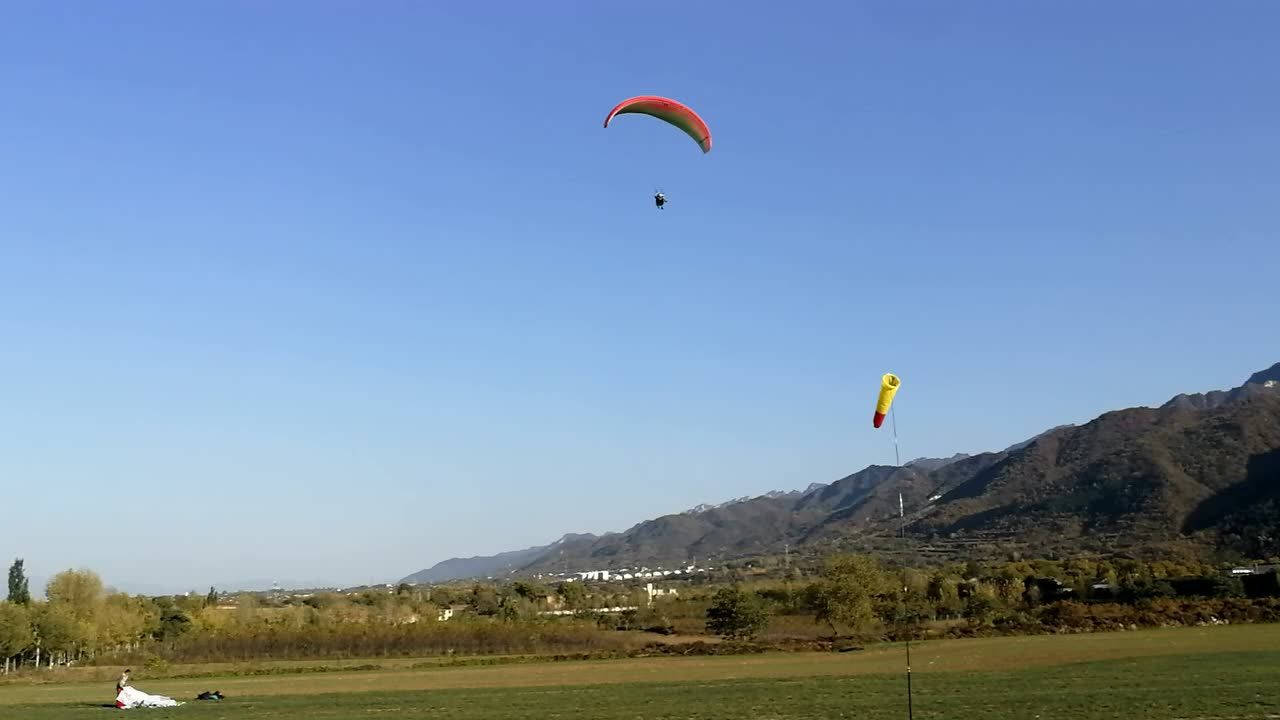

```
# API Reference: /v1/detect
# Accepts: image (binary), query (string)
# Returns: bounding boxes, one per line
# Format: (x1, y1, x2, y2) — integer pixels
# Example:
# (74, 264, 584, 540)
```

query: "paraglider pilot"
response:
(654, 192, 666, 210)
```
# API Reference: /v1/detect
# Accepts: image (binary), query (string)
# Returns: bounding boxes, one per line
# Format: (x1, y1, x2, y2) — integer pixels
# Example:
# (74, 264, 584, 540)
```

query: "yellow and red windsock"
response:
(873, 373, 901, 428)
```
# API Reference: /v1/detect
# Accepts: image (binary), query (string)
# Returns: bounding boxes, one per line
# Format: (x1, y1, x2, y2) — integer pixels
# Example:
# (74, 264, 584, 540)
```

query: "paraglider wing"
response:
(873, 373, 901, 428)
(604, 96, 712, 154)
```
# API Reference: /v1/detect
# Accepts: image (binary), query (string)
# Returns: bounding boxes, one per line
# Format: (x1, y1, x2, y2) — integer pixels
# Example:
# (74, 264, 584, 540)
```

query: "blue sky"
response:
(1, 2, 1276, 594)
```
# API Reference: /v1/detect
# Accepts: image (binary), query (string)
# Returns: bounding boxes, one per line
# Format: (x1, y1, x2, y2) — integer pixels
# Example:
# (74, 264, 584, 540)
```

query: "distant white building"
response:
(437, 605, 467, 621)
(645, 583, 678, 607)
(550, 563, 704, 585)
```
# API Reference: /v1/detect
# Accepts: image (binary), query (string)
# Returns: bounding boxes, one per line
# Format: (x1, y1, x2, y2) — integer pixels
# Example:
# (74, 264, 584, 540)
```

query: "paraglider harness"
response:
(654, 192, 667, 209)
(196, 690, 225, 701)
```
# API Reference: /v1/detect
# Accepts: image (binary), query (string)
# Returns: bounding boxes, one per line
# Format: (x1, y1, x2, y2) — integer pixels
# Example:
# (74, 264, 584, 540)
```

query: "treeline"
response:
(3, 555, 1279, 671)
(0, 562, 632, 670)
(695, 555, 1280, 641)
(1, 565, 162, 673)
(150, 623, 627, 665)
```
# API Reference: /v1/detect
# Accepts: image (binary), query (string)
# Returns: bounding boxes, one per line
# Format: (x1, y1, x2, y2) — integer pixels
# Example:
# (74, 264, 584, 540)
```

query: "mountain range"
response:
(400, 363, 1280, 583)
(400, 534, 601, 584)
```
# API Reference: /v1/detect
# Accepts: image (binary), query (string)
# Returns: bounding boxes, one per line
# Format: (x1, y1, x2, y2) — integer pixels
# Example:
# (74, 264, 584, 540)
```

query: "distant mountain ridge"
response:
(1162, 362, 1280, 412)
(684, 489, 809, 515)
(905, 453, 973, 472)
(400, 363, 1280, 583)
(1246, 362, 1280, 387)
(401, 534, 598, 584)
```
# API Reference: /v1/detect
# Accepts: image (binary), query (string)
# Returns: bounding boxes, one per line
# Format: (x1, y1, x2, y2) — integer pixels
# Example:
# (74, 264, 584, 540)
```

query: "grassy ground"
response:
(3, 625, 1277, 719)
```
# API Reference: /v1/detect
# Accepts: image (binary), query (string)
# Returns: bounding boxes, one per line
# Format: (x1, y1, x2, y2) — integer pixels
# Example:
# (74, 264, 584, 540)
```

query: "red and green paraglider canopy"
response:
(603, 96, 712, 154)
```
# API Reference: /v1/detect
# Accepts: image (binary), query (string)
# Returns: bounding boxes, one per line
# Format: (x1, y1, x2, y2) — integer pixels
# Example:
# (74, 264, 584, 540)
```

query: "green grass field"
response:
(4, 625, 1278, 719)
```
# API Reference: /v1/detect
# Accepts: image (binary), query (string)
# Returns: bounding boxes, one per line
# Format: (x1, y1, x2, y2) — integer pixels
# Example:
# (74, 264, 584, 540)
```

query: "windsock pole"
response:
(871, 371, 911, 720)
(892, 404, 901, 467)
(900, 474, 913, 720)
(893, 396, 911, 720)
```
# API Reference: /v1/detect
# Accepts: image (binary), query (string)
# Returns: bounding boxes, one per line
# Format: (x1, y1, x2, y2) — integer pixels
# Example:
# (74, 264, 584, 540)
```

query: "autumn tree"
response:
(705, 586, 769, 640)
(811, 555, 889, 637)
(556, 582, 588, 611)
(512, 581, 548, 602)
(31, 602, 81, 667)
(927, 571, 963, 618)
(0, 603, 33, 673)
(45, 569, 105, 622)
(97, 594, 147, 654)
(470, 585, 500, 615)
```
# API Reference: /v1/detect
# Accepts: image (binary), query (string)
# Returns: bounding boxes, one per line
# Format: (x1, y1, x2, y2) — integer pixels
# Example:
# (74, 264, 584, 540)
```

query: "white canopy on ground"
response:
(115, 685, 184, 709)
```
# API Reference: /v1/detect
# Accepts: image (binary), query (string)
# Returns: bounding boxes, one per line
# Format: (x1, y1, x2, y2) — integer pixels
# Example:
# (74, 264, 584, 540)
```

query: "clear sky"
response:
(2, 2, 1277, 594)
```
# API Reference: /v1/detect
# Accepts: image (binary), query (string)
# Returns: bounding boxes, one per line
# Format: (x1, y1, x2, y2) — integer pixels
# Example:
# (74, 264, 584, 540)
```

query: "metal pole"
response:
(901, 504, 914, 720)
(906, 634, 914, 719)
(894, 405, 913, 720)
